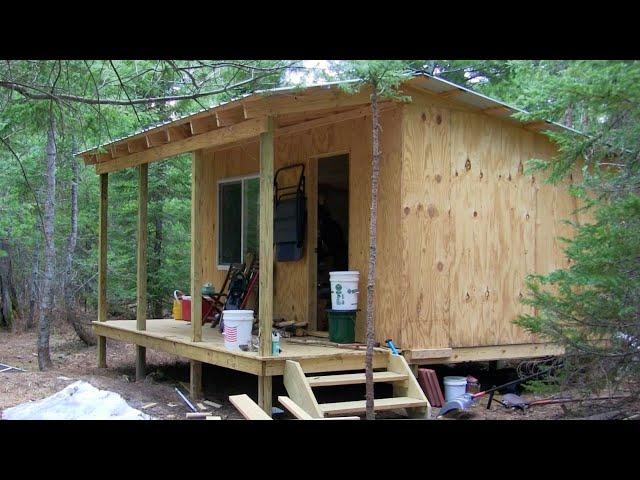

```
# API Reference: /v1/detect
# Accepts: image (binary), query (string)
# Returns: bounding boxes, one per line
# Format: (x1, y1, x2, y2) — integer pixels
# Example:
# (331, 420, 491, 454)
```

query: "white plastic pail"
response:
(222, 310, 254, 350)
(329, 271, 359, 310)
(443, 376, 468, 402)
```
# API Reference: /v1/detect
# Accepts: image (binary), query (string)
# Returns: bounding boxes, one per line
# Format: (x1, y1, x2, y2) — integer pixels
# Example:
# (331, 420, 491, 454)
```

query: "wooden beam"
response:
(168, 124, 192, 141)
(258, 375, 272, 417)
(215, 106, 246, 127)
(135, 163, 148, 382)
(96, 117, 267, 174)
(229, 394, 272, 420)
(524, 121, 551, 132)
(190, 152, 204, 343)
(406, 343, 565, 365)
(110, 144, 129, 158)
(97, 173, 108, 368)
(127, 138, 148, 154)
(190, 360, 203, 400)
(402, 348, 453, 361)
(189, 115, 218, 135)
(258, 117, 275, 357)
(145, 130, 170, 148)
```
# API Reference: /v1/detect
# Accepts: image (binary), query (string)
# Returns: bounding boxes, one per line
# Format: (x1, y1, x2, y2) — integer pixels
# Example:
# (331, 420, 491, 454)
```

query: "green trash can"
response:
(326, 309, 357, 344)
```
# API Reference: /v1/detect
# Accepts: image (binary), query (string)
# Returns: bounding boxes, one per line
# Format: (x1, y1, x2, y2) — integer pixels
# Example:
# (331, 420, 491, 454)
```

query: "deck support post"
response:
(190, 360, 203, 400)
(190, 152, 203, 342)
(258, 117, 275, 415)
(136, 163, 148, 381)
(258, 375, 272, 417)
(97, 173, 108, 368)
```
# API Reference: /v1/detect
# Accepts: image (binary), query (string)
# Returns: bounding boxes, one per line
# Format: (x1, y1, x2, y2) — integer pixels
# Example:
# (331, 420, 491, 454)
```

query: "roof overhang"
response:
(77, 74, 581, 174)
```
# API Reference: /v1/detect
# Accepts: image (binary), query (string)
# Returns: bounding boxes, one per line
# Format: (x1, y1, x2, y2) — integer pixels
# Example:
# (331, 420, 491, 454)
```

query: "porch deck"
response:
(93, 319, 388, 377)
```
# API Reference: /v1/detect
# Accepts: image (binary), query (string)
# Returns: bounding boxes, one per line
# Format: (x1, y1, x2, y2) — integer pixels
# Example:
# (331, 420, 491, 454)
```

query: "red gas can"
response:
(181, 296, 192, 321)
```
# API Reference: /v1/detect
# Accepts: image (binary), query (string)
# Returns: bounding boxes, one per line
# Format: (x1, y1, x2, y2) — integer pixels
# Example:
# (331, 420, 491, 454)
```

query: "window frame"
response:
(216, 173, 260, 270)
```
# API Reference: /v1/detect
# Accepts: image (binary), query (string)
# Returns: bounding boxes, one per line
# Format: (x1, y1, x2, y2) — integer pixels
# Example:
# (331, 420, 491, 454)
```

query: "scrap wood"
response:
(197, 402, 207, 411)
(285, 337, 384, 351)
(0, 362, 25, 373)
(186, 411, 212, 419)
(206, 416, 222, 420)
(203, 400, 222, 409)
(141, 402, 157, 409)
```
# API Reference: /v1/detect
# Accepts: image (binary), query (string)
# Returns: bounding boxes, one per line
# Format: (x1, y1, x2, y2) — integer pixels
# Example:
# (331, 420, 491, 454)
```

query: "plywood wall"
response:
(400, 91, 580, 350)
(193, 108, 403, 342)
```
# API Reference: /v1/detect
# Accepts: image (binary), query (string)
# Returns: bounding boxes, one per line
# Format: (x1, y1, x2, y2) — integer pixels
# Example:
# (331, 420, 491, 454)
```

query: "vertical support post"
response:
(136, 163, 148, 382)
(258, 117, 275, 416)
(190, 360, 203, 400)
(190, 152, 203, 343)
(97, 173, 108, 368)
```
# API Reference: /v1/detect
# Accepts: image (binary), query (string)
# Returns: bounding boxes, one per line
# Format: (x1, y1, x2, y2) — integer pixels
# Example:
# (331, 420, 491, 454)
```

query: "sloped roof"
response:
(76, 73, 578, 159)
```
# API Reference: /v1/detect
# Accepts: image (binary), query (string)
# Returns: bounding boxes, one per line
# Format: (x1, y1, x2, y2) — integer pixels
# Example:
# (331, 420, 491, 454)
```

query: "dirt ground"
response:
(1, 322, 637, 420)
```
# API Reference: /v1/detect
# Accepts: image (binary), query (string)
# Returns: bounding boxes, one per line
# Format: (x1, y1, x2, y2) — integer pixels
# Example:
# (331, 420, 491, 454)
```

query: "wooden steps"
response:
(282, 353, 431, 419)
(307, 371, 407, 387)
(320, 397, 427, 416)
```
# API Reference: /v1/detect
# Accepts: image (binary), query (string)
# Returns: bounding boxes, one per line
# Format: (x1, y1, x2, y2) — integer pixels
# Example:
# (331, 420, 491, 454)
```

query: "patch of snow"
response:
(2, 381, 151, 420)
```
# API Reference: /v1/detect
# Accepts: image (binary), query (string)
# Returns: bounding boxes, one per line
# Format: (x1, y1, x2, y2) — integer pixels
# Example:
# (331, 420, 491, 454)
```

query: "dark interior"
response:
(316, 154, 349, 331)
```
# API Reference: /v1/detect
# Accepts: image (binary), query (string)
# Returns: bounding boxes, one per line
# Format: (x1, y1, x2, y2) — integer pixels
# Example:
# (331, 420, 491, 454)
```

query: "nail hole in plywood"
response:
(435, 174, 442, 183)
(465, 158, 471, 171)
(421, 112, 427, 121)
(436, 114, 442, 125)
(404, 206, 410, 215)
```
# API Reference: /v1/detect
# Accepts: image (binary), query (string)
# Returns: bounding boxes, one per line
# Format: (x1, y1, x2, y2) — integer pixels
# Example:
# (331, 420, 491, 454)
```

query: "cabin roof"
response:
(77, 73, 580, 172)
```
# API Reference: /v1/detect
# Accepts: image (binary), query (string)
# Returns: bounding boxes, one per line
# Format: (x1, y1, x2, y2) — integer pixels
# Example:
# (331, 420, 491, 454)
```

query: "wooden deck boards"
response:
(93, 319, 388, 376)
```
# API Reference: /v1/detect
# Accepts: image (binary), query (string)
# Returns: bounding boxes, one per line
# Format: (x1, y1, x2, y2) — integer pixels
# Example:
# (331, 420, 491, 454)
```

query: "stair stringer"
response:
(283, 360, 324, 418)
(387, 354, 432, 419)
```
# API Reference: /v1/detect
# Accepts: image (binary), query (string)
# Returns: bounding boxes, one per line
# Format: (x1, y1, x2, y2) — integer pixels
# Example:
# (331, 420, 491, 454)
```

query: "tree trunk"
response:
(38, 118, 56, 370)
(64, 149, 95, 345)
(0, 238, 20, 330)
(365, 86, 381, 420)
(27, 240, 39, 330)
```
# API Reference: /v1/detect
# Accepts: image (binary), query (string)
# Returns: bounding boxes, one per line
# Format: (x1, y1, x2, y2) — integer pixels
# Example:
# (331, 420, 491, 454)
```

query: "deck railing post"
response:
(97, 173, 108, 368)
(136, 163, 148, 381)
(258, 116, 275, 415)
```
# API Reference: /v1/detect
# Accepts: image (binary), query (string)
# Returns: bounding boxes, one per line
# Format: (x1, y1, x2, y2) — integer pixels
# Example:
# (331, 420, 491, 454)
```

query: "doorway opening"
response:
(316, 154, 349, 331)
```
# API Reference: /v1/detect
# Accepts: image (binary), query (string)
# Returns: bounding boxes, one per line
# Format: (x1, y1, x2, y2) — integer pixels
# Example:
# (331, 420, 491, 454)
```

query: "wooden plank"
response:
(402, 348, 453, 361)
(136, 163, 148, 331)
(277, 396, 314, 419)
(97, 173, 108, 368)
(410, 343, 565, 365)
(229, 394, 272, 420)
(190, 152, 203, 342)
(399, 104, 452, 350)
(258, 117, 275, 357)
(320, 397, 426, 416)
(189, 115, 219, 135)
(216, 106, 245, 127)
(258, 375, 273, 417)
(190, 360, 203, 400)
(306, 371, 407, 387)
(95, 117, 268, 174)
(283, 360, 323, 418)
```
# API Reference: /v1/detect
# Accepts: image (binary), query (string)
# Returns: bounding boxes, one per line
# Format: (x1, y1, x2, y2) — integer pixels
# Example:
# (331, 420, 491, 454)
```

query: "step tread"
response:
(319, 397, 427, 415)
(307, 371, 408, 387)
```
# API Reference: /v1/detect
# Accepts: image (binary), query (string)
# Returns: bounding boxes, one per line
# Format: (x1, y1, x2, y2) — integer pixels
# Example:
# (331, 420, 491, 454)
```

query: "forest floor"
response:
(1, 321, 637, 420)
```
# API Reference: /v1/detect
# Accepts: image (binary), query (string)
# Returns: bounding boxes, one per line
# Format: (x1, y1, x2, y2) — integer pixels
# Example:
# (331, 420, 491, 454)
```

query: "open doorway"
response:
(316, 154, 349, 331)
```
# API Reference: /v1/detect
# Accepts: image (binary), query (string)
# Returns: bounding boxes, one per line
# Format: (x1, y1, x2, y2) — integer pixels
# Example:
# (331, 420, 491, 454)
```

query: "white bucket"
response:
(443, 376, 468, 402)
(222, 310, 254, 350)
(329, 271, 360, 310)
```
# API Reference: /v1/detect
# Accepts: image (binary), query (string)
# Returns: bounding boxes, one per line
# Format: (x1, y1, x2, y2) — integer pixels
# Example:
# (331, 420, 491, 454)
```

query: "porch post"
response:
(97, 173, 108, 368)
(190, 152, 204, 399)
(258, 116, 275, 415)
(135, 163, 148, 381)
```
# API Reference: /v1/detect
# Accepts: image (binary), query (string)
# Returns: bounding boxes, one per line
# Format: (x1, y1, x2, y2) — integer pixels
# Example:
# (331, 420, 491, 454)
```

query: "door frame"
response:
(306, 150, 350, 332)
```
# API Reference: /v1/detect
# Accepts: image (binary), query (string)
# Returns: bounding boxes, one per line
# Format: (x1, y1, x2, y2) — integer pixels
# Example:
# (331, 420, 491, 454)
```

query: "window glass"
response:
(218, 181, 242, 265)
(243, 177, 260, 260)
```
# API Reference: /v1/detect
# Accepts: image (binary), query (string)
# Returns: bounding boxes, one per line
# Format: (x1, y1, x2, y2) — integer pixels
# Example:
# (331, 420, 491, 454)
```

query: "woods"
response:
(1, 60, 639, 419)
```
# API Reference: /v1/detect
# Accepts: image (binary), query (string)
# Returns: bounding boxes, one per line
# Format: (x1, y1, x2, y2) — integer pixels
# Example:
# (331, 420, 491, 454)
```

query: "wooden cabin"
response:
(77, 74, 579, 417)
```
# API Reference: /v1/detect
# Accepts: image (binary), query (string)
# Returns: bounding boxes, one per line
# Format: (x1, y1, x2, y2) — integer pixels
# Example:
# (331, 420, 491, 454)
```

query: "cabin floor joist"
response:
(93, 319, 389, 376)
